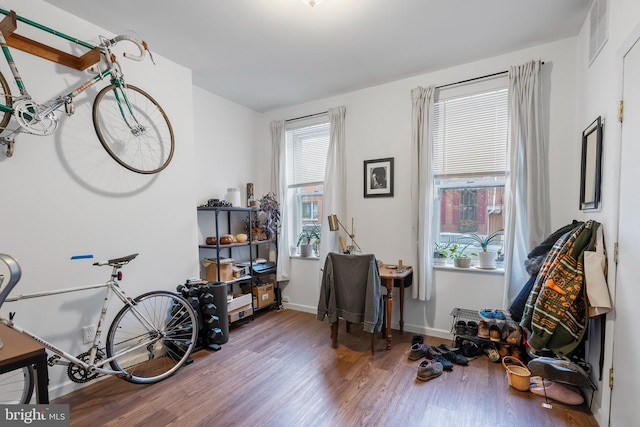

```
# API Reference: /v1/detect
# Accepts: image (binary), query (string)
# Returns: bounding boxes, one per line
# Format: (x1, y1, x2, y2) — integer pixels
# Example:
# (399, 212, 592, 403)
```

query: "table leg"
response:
(34, 353, 49, 404)
(384, 279, 392, 350)
(399, 279, 405, 334)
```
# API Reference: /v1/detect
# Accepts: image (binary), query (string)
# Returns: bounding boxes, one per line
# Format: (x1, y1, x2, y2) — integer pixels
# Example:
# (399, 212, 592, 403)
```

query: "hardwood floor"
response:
(56, 309, 599, 427)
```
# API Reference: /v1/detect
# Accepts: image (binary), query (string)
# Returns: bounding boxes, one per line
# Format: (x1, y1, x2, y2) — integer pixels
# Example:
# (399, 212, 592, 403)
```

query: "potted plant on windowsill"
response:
(464, 229, 503, 269)
(433, 241, 451, 266)
(443, 243, 475, 268)
(297, 224, 320, 257)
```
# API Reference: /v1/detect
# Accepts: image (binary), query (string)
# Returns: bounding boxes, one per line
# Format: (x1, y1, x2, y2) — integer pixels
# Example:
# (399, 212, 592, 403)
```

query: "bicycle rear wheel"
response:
(106, 291, 197, 384)
(92, 84, 174, 174)
(0, 71, 13, 131)
(0, 366, 34, 404)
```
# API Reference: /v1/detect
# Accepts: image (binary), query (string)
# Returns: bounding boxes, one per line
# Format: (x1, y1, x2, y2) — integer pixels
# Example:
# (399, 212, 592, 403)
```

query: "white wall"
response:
(258, 37, 580, 340)
(0, 0, 199, 398)
(192, 86, 261, 274)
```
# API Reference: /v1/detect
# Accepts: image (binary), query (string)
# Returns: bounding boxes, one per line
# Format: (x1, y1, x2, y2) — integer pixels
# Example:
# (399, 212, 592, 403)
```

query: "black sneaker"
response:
(412, 335, 424, 346)
(460, 339, 483, 358)
(425, 346, 453, 371)
(436, 345, 469, 365)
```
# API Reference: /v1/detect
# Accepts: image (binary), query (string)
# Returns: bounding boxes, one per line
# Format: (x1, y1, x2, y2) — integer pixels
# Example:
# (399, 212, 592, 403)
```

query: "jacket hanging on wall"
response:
(520, 220, 600, 356)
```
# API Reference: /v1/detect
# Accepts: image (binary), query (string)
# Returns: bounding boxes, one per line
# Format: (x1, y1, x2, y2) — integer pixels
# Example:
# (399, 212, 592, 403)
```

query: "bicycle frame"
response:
(0, 271, 162, 378)
(0, 8, 137, 136)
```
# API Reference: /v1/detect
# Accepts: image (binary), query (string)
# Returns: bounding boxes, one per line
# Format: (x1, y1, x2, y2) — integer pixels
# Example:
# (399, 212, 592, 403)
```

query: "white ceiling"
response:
(43, 0, 591, 112)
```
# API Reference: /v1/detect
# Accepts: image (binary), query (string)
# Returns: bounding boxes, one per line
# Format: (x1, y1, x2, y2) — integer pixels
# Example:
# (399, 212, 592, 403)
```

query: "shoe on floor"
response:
(408, 343, 428, 361)
(510, 346, 523, 361)
(497, 343, 511, 360)
(482, 342, 500, 363)
(460, 339, 483, 358)
(436, 345, 469, 365)
(527, 357, 589, 387)
(417, 359, 443, 381)
(425, 346, 454, 371)
(529, 376, 584, 405)
(412, 335, 424, 346)
(477, 320, 490, 339)
(489, 324, 502, 342)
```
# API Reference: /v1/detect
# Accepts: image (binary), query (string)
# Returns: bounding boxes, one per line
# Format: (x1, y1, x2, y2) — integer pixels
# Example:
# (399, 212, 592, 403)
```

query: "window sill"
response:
(434, 264, 504, 274)
(290, 255, 319, 260)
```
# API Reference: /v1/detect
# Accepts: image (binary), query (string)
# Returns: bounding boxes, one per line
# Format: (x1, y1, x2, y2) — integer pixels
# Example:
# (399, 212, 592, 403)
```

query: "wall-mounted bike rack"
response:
(0, 9, 100, 71)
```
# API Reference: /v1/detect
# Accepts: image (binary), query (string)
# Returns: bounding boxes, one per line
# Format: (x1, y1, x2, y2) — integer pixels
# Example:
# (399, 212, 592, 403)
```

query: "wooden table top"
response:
(0, 323, 45, 367)
(379, 265, 413, 279)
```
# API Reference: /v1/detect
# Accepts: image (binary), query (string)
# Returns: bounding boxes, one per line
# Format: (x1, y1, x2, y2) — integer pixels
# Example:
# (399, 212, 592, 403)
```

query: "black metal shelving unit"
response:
(197, 206, 279, 323)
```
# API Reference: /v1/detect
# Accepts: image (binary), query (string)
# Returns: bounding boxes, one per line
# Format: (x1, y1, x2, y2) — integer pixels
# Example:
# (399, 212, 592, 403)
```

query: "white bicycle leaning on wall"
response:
(0, 253, 197, 404)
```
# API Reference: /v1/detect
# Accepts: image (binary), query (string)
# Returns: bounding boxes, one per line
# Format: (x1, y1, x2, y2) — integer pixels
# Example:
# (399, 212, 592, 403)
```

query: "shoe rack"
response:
(449, 307, 519, 344)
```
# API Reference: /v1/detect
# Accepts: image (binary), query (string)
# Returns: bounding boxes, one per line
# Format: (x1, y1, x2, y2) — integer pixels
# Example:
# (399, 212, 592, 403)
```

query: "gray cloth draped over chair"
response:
(317, 253, 384, 353)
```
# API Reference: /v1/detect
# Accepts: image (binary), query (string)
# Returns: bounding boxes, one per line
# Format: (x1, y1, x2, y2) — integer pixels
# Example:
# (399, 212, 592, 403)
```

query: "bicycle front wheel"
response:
(106, 291, 197, 384)
(92, 84, 174, 174)
(0, 366, 34, 404)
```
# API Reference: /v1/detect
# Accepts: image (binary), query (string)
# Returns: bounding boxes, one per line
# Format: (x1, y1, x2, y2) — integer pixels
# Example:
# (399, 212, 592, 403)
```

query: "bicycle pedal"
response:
(47, 354, 61, 366)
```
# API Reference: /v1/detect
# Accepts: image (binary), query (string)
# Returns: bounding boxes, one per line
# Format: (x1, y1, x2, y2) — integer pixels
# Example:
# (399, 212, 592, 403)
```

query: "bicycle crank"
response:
(13, 99, 58, 136)
(68, 350, 105, 383)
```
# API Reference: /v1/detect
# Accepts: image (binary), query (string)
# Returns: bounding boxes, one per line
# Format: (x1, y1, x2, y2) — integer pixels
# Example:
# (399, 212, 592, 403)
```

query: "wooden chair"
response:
(317, 253, 384, 354)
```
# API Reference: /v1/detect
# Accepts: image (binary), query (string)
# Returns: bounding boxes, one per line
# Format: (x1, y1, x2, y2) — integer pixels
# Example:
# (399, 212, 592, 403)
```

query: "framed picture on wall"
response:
(579, 116, 603, 210)
(364, 157, 394, 198)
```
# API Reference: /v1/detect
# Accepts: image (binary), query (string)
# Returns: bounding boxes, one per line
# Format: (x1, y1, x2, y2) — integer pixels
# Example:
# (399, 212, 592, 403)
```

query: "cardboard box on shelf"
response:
(228, 304, 253, 323)
(253, 283, 275, 308)
(228, 293, 252, 312)
(203, 258, 234, 282)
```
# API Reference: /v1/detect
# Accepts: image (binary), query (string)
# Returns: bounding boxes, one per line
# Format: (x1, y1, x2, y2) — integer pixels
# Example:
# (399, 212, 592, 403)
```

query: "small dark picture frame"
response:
(364, 157, 394, 198)
(579, 116, 603, 210)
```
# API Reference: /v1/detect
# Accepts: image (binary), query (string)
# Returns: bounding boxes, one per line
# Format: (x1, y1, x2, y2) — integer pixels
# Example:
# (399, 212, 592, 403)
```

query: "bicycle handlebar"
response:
(110, 35, 148, 61)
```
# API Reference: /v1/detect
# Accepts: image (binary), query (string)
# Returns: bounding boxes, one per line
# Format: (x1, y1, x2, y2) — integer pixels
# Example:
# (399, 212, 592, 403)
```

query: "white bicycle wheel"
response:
(0, 366, 34, 404)
(92, 84, 174, 174)
(106, 291, 197, 384)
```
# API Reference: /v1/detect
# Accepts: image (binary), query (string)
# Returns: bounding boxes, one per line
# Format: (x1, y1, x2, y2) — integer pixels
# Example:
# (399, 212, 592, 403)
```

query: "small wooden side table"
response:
(0, 324, 49, 403)
(378, 265, 413, 350)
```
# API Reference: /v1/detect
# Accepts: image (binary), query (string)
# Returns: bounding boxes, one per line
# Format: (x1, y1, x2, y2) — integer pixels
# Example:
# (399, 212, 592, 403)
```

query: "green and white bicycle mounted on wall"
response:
(0, 8, 174, 174)
(0, 253, 198, 404)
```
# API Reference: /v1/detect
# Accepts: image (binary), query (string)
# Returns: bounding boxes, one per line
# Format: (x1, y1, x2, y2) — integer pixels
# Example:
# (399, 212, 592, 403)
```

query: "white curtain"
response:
(410, 86, 436, 301)
(270, 120, 290, 282)
(503, 60, 550, 307)
(318, 106, 347, 265)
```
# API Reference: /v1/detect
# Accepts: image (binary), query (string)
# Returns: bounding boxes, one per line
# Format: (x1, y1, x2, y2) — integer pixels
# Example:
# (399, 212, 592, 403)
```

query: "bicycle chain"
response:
(67, 349, 106, 383)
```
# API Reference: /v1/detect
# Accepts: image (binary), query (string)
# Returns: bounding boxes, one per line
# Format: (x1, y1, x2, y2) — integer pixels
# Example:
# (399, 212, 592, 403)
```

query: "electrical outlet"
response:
(82, 325, 97, 344)
(281, 296, 290, 303)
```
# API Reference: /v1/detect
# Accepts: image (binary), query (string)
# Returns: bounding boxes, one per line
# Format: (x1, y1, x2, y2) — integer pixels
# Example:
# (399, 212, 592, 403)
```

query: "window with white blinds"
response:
(286, 122, 330, 188)
(432, 84, 508, 265)
(433, 88, 508, 178)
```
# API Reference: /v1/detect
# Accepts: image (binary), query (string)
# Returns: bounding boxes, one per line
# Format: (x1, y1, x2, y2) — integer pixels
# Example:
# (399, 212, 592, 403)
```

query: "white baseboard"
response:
(284, 306, 454, 341)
